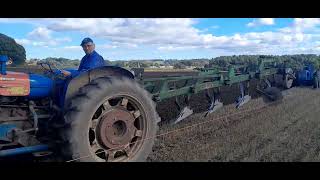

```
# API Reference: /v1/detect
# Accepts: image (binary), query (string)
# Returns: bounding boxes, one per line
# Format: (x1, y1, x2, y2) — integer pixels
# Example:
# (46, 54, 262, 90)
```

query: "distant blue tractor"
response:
(0, 55, 159, 162)
(295, 64, 320, 88)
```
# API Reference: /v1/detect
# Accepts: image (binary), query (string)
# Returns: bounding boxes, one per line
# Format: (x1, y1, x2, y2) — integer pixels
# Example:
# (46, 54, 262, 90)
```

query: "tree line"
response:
(208, 54, 320, 71)
(15, 55, 320, 71)
(110, 55, 320, 70)
(1, 33, 320, 70)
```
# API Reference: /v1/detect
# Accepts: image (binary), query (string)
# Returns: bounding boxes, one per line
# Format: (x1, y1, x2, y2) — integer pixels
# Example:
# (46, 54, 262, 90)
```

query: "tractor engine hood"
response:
(0, 71, 53, 99)
(0, 71, 30, 96)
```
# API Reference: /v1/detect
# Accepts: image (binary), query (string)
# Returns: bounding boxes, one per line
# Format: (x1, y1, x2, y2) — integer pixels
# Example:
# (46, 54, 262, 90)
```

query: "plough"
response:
(136, 58, 296, 124)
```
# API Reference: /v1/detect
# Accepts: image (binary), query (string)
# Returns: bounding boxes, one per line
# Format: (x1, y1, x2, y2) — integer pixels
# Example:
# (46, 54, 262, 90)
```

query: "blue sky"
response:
(1, 18, 320, 61)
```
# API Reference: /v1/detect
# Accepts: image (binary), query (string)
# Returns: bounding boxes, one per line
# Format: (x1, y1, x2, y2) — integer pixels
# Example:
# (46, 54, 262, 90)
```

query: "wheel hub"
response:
(96, 108, 136, 149)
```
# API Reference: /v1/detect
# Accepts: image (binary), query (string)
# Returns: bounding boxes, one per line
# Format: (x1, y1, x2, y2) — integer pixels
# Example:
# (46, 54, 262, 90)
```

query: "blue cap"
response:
(80, 37, 94, 46)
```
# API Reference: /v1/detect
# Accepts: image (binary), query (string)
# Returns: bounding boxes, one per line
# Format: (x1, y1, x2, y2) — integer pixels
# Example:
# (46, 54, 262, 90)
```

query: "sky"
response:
(1, 18, 320, 61)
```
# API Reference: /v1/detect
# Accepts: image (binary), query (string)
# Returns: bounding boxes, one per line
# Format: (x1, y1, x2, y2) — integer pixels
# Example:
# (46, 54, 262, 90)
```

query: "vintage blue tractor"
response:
(0, 55, 159, 162)
(295, 64, 320, 88)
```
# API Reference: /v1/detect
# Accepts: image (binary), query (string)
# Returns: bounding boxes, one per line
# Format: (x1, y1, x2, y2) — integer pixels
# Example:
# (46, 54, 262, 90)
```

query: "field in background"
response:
(7, 66, 194, 73)
(143, 68, 195, 72)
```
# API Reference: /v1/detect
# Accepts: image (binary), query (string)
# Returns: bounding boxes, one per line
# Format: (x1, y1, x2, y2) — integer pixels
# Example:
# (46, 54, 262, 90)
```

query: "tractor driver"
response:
(315, 69, 320, 89)
(55, 38, 107, 108)
(60, 37, 106, 77)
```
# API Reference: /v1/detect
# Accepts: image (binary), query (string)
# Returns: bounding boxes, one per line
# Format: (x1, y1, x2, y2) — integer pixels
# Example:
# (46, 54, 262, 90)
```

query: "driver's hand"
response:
(60, 70, 71, 77)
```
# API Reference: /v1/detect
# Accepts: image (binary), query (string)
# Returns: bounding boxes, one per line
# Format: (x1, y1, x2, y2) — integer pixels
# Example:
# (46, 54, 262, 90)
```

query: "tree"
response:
(0, 33, 26, 65)
(104, 59, 112, 65)
(173, 62, 186, 69)
(140, 63, 150, 68)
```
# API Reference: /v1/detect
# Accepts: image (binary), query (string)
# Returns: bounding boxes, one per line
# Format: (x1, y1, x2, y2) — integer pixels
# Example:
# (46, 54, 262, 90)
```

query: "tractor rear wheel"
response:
(59, 77, 160, 162)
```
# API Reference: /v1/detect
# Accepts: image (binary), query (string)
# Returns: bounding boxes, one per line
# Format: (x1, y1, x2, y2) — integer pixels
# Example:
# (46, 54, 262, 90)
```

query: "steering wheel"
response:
(37, 61, 67, 80)
(37, 61, 55, 74)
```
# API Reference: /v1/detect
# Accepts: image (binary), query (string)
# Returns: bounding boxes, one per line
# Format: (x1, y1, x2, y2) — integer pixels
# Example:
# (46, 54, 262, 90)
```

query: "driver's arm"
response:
(60, 69, 71, 76)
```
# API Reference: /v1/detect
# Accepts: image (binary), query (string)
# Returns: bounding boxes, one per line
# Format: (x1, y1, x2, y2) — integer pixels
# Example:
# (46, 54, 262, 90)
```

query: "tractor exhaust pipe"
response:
(0, 144, 49, 157)
(0, 55, 8, 75)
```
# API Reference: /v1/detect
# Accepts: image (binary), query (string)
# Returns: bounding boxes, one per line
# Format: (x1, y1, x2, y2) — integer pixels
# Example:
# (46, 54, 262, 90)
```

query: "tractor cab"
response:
(296, 64, 316, 86)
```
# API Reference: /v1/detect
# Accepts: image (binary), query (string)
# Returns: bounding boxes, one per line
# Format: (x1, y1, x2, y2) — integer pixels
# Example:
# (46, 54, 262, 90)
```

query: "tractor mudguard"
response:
(64, 66, 134, 108)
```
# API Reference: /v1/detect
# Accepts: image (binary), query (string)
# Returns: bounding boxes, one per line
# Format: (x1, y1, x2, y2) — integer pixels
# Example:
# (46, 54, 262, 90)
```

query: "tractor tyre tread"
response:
(58, 77, 160, 162)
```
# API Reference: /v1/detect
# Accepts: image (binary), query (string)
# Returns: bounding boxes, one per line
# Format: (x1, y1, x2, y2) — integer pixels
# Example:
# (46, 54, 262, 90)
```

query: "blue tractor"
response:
(295, 64, 320, 88)
(0, 55, 159, 162)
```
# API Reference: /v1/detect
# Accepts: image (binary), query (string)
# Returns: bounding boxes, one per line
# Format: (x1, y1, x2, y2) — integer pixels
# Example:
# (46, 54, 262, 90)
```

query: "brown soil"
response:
(147, 87, 320, 162)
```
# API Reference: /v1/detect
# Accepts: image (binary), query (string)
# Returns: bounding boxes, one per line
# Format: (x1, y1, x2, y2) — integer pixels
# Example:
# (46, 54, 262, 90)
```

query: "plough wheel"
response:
(257, 79, 271, 90)
(284, 73, 294, 89)
(263, 87, 283, 102)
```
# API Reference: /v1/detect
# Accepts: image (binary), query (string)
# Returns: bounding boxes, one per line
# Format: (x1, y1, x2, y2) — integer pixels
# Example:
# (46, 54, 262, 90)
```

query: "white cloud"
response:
(247, 22, 255, 27)
(109, 42, 138, 48)
(0, 18, 11, 23)
(100, 44, 119, 49)
(7, 18, 320, 56)
(158, 45, 198, 51)
(15, 38, 32, 46)
(18, 26, 72, 47)
(7, 18, 272, 53)
(56, 37, 72, 43)
(42, 18, 278, 53)
(28, 27, 52, 40)
(62, 46, 82, 50)
(293, 18, 320, 29)
(45, 18, 200, 46)
(279, 18, 320, 34)
(57, 18, 314, 54)
(260, 18, 275, 25)
(247, 18, 275, 27)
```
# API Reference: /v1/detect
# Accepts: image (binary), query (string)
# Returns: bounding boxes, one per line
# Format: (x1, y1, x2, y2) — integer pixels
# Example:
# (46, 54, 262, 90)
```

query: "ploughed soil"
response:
(147, 87, 320, 162)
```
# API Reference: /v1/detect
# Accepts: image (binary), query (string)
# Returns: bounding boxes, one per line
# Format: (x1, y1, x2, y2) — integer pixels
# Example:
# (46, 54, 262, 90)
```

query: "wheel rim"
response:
(88, 95, 146, 162)
(285, 74, 293, 88)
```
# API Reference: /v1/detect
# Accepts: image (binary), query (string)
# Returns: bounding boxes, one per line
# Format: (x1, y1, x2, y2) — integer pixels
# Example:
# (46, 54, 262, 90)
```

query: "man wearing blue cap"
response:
(61, 37, 106, 76)
(56, 38, 107, 108)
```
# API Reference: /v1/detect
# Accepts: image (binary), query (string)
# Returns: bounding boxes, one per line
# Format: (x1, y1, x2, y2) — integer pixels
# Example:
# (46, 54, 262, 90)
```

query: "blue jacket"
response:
(78, 50, 106, 72)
